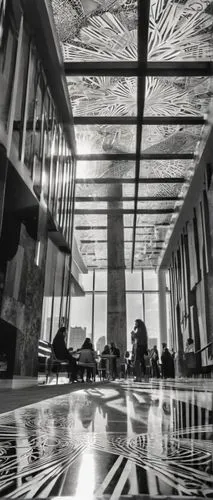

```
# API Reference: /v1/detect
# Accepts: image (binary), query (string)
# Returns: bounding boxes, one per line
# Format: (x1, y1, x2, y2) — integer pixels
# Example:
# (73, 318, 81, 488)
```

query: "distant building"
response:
(70, 326, 86, 350)
(148, 337, 158, 349)
(96, 336, 106, 354)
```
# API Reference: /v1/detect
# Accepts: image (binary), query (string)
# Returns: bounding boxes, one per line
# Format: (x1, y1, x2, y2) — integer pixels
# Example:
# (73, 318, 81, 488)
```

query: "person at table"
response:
(52, 327, 77, 382)
(131, 318, 148, 382)
(110, 342, 120, 380)
(100, 345, 110, 379)
(78, 338, 96, 382)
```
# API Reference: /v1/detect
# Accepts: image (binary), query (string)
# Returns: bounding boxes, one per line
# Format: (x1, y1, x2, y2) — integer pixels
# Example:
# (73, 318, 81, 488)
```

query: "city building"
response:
(69, 326, 86, 351)
(0, 0, 212, 498)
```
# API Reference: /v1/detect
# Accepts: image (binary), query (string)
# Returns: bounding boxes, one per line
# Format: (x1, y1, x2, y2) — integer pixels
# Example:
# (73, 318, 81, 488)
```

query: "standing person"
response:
(52, 327, 77, 382)
(100, 345, 110, 380)
(161, 343, 174, 379)
(132, 318, 148, 382)
(150, 345, 160, 378)
(184, 338, 196, 377)
(110, 342, 120, 380)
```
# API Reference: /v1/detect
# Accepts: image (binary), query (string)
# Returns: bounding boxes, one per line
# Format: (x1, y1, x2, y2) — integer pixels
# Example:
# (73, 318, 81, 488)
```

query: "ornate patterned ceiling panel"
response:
(68, 76, 137, 116)
(75, 201, 108, 210)
(136, 214, 172, 225)
(144, 76, 213, 117)
(124, 228, 133, 240)
(80, 241, 107, 259)
(139, 159, 194, 179)
(74, 214, 107, 226)
(148, 0, 213, 62)
(50, 0, 212, 269)
(76, 160, 135, 178)
(76, 229, 107, 240)
(124, 214, 134, 226)
(75, 124, 136, 154)
(75, 183, 135, 197)
(141, 125, 202, 154)
(68, 75, 212, 117)
(51, 0, 138, 62)
(52, 0, 212, 62)
(137, 200, 178, 211)
(138, 184, 183, 198)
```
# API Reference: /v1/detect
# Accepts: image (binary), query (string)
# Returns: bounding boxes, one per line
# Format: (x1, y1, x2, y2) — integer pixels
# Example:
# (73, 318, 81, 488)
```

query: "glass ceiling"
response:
(51, 0, 213, 269)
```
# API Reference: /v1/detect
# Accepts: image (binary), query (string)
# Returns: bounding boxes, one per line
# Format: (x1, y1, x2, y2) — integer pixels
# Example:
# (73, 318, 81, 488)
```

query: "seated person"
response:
(78, 338, 96, 382)
(100, 345, 110, 379)
(52, 327, 77, 382)
(110, 342, 120, 380)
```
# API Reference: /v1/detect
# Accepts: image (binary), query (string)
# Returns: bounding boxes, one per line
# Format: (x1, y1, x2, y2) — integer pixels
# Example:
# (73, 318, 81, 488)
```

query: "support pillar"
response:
(158, 269, 168, 348)
(107, 185, 126, 357)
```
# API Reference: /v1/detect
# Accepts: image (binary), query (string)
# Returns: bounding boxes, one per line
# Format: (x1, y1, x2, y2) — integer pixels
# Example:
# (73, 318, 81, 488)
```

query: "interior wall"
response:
(0, 207, 47, 378)
(167, 164, 213, 374)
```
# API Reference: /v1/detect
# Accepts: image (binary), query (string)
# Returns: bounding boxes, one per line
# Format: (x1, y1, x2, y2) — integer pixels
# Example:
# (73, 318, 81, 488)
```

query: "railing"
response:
(195, 340, 213, 355)
(195, 341, 213, 376)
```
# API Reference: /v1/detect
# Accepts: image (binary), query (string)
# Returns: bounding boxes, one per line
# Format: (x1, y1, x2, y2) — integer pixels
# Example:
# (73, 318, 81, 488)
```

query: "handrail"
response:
(195, 341, 213, 355)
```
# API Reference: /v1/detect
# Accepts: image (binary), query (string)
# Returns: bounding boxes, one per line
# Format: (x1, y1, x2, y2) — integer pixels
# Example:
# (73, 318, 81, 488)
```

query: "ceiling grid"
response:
(51, 0, 213, 269)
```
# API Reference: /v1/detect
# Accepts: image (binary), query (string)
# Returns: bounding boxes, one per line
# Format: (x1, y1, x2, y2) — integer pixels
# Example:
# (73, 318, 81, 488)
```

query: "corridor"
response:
(0, 380, 212, 498)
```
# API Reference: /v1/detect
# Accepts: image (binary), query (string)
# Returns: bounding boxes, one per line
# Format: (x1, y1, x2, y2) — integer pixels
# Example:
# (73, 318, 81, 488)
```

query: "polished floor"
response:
(0, 379, 212, 498)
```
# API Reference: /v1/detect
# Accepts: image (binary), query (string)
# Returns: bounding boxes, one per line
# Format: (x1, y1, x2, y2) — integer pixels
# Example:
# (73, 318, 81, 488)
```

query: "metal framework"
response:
(51, 0, 213, 269)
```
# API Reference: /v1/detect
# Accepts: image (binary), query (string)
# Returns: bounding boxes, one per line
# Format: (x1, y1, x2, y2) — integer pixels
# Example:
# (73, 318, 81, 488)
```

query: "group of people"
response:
(128, 319, 175, 381)
(100, 342, 120, 380)
(52, 328, 121, 382)
(52, 323, 196, 384)
(52, 328, 96, 383)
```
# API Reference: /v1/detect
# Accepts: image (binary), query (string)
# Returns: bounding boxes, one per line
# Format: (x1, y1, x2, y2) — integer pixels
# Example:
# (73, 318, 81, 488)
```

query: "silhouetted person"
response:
(132, 319, 148, 381)
(150, 345, 160, 378)
(100, 345, 110, 379)
(184, 338, 196, 377)
(161, 343, 174, 378)
(110, 342, 120, 380)
(52, 327, 77, 382)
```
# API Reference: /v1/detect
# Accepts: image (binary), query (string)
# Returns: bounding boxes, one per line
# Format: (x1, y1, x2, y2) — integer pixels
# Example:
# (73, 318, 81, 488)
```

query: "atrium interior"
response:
(0, 0, 212, 498)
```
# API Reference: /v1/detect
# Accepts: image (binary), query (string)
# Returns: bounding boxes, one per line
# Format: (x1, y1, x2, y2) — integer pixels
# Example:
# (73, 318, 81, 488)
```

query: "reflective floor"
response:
(0, 380, 212, 498)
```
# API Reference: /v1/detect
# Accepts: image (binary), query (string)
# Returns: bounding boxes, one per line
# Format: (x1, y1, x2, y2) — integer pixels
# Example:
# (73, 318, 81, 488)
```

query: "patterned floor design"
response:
(0, 379, 212, 498)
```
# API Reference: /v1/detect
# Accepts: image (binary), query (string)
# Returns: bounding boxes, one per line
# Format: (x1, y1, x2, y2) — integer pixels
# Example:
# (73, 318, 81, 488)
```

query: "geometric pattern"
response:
(0, 381, 212, 497)
(50, 0, 213, 269)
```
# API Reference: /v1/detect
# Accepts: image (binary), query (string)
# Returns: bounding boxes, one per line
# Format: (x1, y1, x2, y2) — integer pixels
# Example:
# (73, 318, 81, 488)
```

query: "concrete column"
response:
(0, 145, 8, 238)
(158, 269, 167, 347)
(107, 185, 126, 357)
(206, 173, 213, 358)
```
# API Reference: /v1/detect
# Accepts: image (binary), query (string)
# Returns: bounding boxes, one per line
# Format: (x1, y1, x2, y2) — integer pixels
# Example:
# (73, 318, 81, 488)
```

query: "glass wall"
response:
(69, 269, 162, 353)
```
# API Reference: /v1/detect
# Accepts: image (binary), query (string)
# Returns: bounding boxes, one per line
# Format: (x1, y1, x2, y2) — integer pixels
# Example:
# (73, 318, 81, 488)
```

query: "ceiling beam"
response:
(74, 208, 175, 214)
(80, 239, 165, 243)
(65, 61, 212, 77)
(76, 153, 194, 161)
(75, 223, 170, 230)
(75, 196, 182, 202)
(74, 116, 205, 125)
(75, 177, 185, 184)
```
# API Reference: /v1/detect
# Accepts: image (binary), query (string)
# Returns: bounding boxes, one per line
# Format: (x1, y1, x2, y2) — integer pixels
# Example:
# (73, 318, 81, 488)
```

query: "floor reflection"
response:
(0, 381, 212, 498)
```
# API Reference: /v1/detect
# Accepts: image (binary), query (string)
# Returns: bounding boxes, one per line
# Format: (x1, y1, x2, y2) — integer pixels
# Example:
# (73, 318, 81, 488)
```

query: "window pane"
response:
(144, 293, 159, 350)
(95, 270, 107, 291)
(81, 271, 94, 291)
(94, 294, 107, 353)
(125, 270, 142, 291)
(166, 292, 172, 349)
(166, 270, 170, 291)
(69, 294, 92, 349)
(143, 270, 158, 290)
(126, 293, 143, 351)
